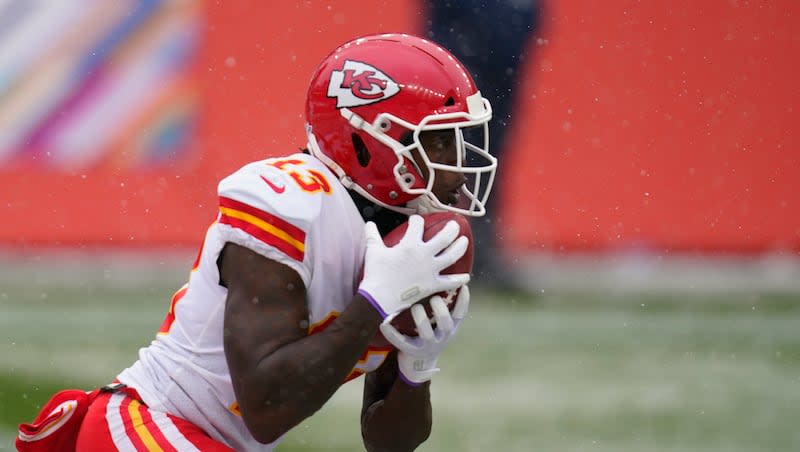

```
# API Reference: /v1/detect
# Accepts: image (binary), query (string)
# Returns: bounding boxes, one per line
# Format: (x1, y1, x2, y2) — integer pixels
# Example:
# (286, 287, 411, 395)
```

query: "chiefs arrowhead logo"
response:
(327, 60, 400, 108)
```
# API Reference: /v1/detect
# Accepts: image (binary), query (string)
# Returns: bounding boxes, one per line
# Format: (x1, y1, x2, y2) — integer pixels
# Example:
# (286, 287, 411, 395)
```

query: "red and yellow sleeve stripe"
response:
(218, 196, 306, 262)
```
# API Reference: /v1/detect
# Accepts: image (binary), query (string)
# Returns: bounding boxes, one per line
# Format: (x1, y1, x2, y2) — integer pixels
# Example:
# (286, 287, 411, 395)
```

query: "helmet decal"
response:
(327, 60, 400, 108)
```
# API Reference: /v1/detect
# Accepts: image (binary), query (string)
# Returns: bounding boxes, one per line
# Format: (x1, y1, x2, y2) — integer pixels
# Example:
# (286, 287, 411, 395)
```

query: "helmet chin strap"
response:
(406, 195, 447, 216)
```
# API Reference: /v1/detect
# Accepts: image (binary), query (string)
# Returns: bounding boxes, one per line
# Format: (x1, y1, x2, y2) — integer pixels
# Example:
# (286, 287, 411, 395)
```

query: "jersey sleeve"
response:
(215, 159, 320, 287)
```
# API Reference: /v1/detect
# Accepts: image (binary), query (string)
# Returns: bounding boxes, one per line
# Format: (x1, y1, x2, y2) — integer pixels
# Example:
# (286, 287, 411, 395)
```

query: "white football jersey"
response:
(117, 153, 393, 451)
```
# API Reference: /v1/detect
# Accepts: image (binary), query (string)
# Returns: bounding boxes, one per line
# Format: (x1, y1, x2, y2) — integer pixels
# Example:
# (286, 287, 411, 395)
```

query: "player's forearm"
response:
(361, 380, 433, 452)
(239, 295, 381, 443)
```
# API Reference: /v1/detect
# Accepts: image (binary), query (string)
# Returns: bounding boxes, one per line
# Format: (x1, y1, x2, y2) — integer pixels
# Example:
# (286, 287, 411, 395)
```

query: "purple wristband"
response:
(398, 370, 423, 387)
(358, 288, 388, 319)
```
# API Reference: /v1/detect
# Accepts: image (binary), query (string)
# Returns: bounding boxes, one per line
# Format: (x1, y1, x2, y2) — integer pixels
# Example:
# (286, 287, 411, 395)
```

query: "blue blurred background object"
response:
(426, 0, 543, 288)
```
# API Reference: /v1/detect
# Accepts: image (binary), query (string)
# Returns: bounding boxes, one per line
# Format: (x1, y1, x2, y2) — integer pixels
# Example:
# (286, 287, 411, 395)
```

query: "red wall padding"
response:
(1, 1, 797, 254)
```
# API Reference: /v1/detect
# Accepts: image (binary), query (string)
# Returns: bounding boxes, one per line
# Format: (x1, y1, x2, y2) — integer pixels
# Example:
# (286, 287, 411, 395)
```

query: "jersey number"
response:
(266, 158, 332, 194)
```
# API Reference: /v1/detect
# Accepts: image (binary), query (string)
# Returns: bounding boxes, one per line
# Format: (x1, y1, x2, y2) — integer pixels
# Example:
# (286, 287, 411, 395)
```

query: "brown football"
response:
(371, 212, 473, 347)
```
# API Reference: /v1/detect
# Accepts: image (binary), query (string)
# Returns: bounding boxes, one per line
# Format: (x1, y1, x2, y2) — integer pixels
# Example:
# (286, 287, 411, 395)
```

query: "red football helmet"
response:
(305, 33, 496, 217)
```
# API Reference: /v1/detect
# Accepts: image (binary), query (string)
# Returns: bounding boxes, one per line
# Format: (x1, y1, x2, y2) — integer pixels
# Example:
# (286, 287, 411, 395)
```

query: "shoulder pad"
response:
(216, 157, 329, 264)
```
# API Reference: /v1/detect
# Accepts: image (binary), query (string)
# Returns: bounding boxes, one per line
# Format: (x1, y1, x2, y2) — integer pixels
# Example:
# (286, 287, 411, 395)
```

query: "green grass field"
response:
(2, 273, 799, 451)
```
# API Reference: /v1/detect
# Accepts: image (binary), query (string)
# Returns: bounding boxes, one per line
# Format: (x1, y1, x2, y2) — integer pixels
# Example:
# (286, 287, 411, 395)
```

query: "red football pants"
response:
(75, 390, 234, 451)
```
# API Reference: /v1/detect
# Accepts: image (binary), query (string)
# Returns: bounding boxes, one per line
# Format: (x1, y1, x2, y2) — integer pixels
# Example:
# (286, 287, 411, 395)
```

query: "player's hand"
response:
(358, 215, 470, 319)
(380, 285, 470, 385)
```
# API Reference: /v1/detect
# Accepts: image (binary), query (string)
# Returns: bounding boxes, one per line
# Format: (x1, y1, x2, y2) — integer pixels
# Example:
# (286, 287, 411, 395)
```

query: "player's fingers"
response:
(364, 221, 383, 247)
(411, 304, 435, 341)
(401, 215, 425, 244)
(451, 285, 470, 321)
(435, 273, 471, 293)
(433, 235, 468, 271)
(425, 220, 461, 253)
(379, 318, 415, 349)
(430, 295, 454, 334)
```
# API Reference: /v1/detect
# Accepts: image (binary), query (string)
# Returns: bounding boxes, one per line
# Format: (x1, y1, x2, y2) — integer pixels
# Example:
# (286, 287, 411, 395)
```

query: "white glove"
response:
(380, 285, 470, 385)
(358, 215, 470, 319)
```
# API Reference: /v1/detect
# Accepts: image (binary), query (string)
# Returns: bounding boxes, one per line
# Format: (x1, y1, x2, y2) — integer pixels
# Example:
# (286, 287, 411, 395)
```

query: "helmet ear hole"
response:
(444, 96, 455, 106)
(399, 131, 414, 147)
(351, 133, 371, 167)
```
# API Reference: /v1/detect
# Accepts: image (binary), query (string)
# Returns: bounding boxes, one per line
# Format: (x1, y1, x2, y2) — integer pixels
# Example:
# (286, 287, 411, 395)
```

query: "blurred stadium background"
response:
(1, 1, 798, 451)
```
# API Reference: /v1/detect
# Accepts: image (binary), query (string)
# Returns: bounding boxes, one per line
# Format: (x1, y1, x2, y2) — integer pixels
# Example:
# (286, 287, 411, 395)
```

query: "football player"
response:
(18, 33, 496, 452)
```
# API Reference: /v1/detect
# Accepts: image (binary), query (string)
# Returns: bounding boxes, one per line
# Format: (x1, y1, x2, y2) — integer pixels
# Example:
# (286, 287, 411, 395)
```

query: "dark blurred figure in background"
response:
(426, 0, 543, 290)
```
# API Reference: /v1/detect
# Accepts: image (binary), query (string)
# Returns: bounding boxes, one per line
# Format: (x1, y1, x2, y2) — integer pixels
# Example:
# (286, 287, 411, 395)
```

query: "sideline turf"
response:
(2, 280, 798, 451)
